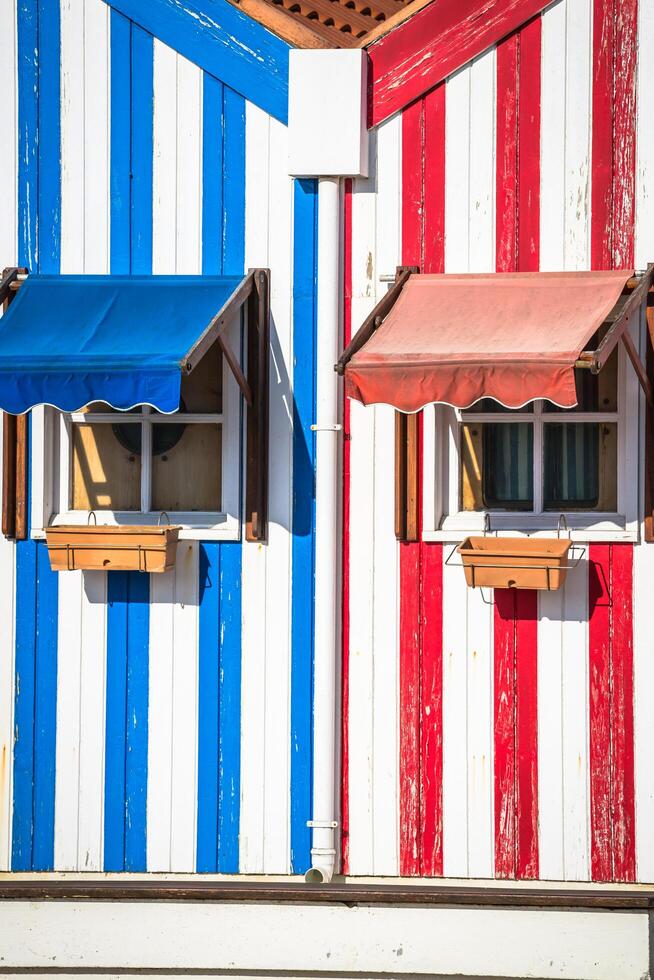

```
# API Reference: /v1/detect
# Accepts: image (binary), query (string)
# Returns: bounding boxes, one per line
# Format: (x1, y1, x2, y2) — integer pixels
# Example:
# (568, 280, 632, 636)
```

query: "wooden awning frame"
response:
(337, 264, 654, 543)
(0, 267, 270, 544)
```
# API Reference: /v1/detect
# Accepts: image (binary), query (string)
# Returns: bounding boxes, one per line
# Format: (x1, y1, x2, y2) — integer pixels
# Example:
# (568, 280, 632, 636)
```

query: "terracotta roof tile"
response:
(228, 0, 428, 48)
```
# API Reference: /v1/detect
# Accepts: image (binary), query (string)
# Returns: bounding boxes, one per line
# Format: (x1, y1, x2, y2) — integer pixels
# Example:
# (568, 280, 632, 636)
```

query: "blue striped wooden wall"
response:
(3, 0, 317, 876)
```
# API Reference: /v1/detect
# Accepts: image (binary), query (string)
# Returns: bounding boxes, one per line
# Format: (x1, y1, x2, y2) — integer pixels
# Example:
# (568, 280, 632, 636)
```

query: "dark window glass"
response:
(542, 421, 621, 511)
(481, 423, 533, 509)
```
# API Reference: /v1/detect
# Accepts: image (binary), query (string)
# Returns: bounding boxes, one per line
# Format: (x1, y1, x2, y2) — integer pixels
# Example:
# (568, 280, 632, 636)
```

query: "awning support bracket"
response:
(576, 264, 654, 406)
(184, 268, 270, 544)
(335, 265, 418, 375)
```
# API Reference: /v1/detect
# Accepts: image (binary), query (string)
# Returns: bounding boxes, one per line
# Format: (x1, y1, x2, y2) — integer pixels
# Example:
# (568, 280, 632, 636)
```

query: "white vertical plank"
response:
(540, 0, 567, 272)
(444, 65, 471, 274)
(346, 162, 378, 877)
(563, 0, 592, 270)
(147, 568, 175, 871)
(371, 116, 401, 876)
(148, 542, 200, 873)
(468, 49, 496, 274)
(466, 585, 494, 878)
(538, 587, 565, 880)
(239, 101, 271, 873)
(539, 560, 590, 881)
(55, 570, 107, 871)
(60, 0, 85, 273)
(634, 0, 654, 884)
(76, 571, 107, 870)
(175, 56, 202, 274)
(442, 561, 469, 877)
(54, 571, 83, 869)
(60, 0, 109, 276)
(241, 105, 295, 873)
(560, 559, 589, 880)
(0, 422, 16, 870)
(0, 0, 17, 268)
(169, 541, 200, 871)
(152, 40, 178, 275)
(83, 0, 110, 274)
(442, 62, 473, 878)
(261, 116, 294, 873)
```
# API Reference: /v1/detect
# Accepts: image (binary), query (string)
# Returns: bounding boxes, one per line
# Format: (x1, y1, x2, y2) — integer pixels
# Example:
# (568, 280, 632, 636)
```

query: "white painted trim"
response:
(423, 333, 640, 544)
(0, 900, 648, 979)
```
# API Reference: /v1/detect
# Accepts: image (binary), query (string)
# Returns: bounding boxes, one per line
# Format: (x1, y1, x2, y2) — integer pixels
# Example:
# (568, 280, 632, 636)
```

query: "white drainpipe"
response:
(306, 176, 341, 883)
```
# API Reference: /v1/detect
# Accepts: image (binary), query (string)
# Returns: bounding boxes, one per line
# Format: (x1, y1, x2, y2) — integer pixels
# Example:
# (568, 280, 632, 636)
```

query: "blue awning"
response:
(0, 275, 244, 414)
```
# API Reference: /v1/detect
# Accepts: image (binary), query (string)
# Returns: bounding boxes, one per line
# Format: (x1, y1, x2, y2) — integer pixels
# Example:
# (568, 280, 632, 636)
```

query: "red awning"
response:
(344, 270, 632, 412)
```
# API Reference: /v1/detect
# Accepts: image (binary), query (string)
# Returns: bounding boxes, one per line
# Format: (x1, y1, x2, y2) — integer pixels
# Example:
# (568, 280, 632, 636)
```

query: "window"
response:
(70, 344, 224, 514)
(460, 343, 618, 515)
(424, 325, 641, 541)
(33, 336, 242, 541)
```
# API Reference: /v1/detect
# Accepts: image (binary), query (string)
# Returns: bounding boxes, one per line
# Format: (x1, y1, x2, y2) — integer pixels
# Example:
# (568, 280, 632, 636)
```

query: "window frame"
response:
(30, 319, 243, 543)
(422, 311, 643, 543)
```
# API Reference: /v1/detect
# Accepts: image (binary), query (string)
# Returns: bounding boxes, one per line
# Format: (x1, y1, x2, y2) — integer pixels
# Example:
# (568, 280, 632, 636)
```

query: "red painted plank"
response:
(514, 589, 539, 879)
(399, 101, 424, 876)
(496, 20, 541, 274)
(418, 84, 445, 877)
(588, 0, 637, 884)
(610, 545, 635, 881)
(517, 16, 541, 273)
(591, 0, 616, 271)
(399, 89, 446, 876)
(494, 590, 517, 879)
(368, 0, 551, 127)
(399, 537, 421, 876)
(420, 543, 443, 876)
(589, 543, 615, 881)
(611, 0, 637, 270)
(589, 545, 636, 882)
(496, 33, 519, 274)
(340, 178, 353, 875)
(422, 84, 446, 275)
(591, 0, 637, 271)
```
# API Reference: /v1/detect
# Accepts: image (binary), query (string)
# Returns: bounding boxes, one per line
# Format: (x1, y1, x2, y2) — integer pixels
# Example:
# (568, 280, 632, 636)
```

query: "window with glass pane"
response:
(460, 341, 619, 515)
(69, 342, 224, 514)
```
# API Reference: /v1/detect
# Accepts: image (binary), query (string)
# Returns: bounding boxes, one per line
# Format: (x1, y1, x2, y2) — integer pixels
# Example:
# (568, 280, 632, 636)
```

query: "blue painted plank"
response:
(31, 543, 59, 870)
(197, 543, 221, 872)
(104, 572, 129, 870)
(217, 542, 241, 872)
(130, 25, 153, 275)
(110, 11, 132, 275)
(36, 0, 60, 275)
(124, 571, 150, 871)
(104, 572, 150, 871)
(12, 0, 60, 872)
(202, 75, 225, 276)
(101, 0, 289, 123)
(222, 88, 246, 276)
(12, 540, 59, 872)
(290, 178, 319, 873)
(17, 0, 38, 271)
(12, 540, 37, 870)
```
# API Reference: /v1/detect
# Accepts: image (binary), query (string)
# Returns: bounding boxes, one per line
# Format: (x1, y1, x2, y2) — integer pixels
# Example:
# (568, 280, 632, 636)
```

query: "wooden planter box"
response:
(46, 524, 181, 573)
(457, 536, 572, 591)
